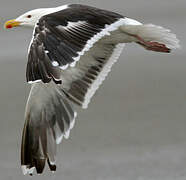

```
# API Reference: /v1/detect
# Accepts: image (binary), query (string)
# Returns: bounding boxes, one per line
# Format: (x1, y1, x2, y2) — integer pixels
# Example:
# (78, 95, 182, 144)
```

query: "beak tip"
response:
(4, 24, 12, 29)
(6, 25, 12, 29)
(4, 19, 20, 29)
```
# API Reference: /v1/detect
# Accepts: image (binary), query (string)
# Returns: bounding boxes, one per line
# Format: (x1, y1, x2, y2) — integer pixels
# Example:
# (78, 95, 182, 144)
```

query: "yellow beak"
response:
(4, 19, 21, 29)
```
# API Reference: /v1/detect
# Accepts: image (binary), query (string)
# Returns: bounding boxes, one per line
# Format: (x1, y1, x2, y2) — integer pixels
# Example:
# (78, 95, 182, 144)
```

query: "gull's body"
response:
(4, 4, 179, 175)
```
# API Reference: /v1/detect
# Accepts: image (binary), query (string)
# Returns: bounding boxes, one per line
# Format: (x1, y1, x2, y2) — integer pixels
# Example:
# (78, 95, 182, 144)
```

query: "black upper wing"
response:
(26, 4, 124, 84)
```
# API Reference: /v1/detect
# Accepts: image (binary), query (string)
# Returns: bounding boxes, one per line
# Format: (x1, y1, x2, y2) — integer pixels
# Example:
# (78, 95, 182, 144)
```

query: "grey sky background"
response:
(0, 0, 186, 180)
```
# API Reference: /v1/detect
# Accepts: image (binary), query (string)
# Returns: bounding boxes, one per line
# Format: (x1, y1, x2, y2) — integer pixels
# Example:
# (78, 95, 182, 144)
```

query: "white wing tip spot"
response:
(60, 64, 69, 70)
(28, 79, 42, 84)
(52, 61, 59, 67)
(70, 112, 77, 129)
(56, 134, 63, 144)
(22, 165, 35, 175)
(64, 130, 70, 139)
(70, 61, 76, 67)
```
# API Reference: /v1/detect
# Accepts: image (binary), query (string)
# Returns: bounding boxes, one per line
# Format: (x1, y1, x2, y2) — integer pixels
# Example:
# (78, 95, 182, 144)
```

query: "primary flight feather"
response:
(4, 4, 180, 175)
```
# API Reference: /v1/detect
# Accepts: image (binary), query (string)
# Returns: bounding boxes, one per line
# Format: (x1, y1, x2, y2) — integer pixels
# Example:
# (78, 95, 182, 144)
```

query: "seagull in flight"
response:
(4, 4, 180, 175)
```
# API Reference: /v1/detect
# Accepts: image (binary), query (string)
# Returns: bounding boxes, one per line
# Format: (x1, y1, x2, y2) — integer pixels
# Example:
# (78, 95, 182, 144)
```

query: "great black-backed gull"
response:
(4, 4, 180, 175)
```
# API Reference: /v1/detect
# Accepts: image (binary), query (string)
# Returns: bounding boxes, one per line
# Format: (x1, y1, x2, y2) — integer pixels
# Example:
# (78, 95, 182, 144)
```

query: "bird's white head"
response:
(4, 5, 69, 29)
(4, 8, 53, 28)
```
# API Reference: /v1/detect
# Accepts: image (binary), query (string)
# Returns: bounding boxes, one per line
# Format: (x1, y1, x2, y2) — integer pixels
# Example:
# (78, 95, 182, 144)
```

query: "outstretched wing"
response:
(21, 82, 77, 175)
(26, 4, 125, 83)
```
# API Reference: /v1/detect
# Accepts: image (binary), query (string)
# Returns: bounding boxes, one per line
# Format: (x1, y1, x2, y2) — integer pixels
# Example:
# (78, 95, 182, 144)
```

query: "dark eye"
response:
(27, 15, 32, 18)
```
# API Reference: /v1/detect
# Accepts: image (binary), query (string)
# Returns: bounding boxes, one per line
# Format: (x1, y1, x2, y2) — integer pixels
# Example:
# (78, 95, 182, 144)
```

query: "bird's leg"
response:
(123, 30, 171, 53)
(133, 34, 171, 53)
(120, 24, 179, 52)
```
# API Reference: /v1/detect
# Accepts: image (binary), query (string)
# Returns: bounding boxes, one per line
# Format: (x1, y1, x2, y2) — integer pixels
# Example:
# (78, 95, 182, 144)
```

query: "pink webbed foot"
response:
(137, 41, 171, 53)
(135, 35, 171, 53)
